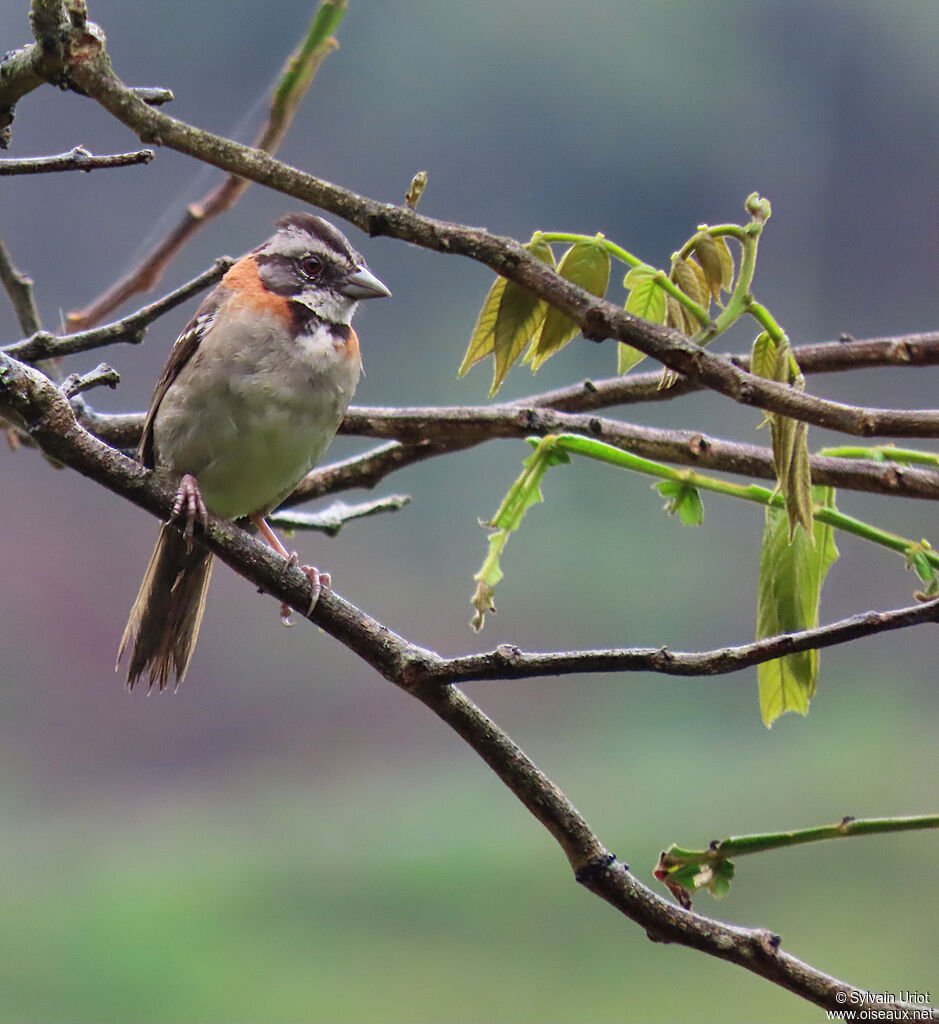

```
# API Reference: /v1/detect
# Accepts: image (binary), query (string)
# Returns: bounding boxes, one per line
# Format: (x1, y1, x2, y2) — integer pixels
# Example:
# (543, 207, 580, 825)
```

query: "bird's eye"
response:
(298, 255, 324, 279)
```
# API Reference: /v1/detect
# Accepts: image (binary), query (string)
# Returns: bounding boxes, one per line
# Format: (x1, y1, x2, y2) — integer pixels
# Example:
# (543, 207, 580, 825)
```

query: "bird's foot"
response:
(171, 473, 207, 550)
(280, 557, 330, 625)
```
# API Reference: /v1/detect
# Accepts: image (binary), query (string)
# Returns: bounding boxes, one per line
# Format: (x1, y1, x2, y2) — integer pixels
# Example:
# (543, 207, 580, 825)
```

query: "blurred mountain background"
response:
(0, 1, 936, 1021)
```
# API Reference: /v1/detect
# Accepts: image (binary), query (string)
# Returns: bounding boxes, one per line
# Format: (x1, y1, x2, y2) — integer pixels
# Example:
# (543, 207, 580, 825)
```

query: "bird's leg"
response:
(171, 473, 208, 551)
(249, 514, 329, 623)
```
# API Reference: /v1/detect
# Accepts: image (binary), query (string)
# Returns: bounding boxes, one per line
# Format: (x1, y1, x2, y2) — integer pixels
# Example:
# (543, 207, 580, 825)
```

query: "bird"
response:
(117, 213, 390, 692)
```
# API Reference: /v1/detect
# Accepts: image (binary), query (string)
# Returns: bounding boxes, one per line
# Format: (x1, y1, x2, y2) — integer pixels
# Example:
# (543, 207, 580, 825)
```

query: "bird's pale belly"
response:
(153, 375, 346, 520)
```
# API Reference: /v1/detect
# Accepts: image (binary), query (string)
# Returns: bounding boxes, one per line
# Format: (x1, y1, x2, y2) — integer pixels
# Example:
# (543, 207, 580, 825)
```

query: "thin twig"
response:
(0, 234, 42, 334)
(269, 494, 412, 536)
(61, 362, 120, 398)
(3, 257, 233, 363)
(65, 1, 346, 330)
(0, 145, 153, 175)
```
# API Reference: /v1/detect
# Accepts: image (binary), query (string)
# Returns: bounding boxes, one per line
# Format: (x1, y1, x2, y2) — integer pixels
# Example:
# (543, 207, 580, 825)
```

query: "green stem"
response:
(663, 814, 939, 866)
(820, 445, 939, 467)
(745, 299, 787, 344)
(537, 232, 643, 269)
(546, 433, 939, 571)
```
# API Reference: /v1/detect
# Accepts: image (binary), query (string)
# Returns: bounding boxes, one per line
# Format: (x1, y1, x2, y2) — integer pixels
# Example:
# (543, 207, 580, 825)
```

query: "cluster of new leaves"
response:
(460, 197, 939, 727)
(459, 234, 611, 394)
(653, 814, 939, 906)
(458, 223, 744, 393)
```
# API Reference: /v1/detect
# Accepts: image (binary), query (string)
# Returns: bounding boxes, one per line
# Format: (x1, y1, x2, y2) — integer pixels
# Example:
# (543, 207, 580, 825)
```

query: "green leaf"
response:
(906, 543, 939, 597)
(750, 331, 777, 381)
(654, 850, 735, 905)
(670, 257, 704, 308)
(459, 236, 555, 384)
(619, 265, 666, 374)
(691, 234, 724, 303)
(655, 480, 704, 526)
(490, 236, 556, 394)
(459, 275, 506, 376)
(714, 236, 735, 292)
(784, 422, 814, 538)
(756, 486, 839, 727)
(528, 238, 610, 371)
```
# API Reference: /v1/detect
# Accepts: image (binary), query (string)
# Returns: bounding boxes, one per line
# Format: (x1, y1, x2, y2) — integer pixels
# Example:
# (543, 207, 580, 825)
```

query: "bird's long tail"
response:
(117, 525, 213, 691)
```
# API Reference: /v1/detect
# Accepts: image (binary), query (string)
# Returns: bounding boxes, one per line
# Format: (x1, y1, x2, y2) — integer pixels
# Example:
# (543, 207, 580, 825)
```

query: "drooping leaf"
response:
(458, 235, 554, 384)
(665, 294, 685, 332)
(459, 275, 507, 376)
(490, 236, 556, 394)
(751, 331, 812, 538)
(691, 234, 724, 303)
(714, 236, 735, 292)
(756, 486, 839, 727)
(670, 257, 704, 308)
(687, 257, 710, 310)
(528, 238, 611, 370)
(785, 422, 814, 538)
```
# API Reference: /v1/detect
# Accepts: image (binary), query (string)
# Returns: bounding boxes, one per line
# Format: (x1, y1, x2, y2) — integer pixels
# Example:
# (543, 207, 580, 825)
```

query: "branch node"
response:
(756, 929, 782, 955)
(367, 211, 389, 238)
(574, 852, 618, 883)
(581, 307, 611, 342)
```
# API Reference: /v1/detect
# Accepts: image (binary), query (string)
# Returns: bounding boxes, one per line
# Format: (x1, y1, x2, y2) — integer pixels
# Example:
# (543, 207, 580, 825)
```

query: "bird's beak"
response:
(339, 265, 391, 300)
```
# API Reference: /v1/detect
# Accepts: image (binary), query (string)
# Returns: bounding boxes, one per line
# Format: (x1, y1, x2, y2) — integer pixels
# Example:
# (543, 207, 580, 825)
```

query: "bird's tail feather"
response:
(117, 525, 213, 691)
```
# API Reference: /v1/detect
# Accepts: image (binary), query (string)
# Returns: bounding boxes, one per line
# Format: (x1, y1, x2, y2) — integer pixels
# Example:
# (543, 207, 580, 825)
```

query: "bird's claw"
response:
(279, 564, 330, 625)
(171, 473, 207, 550)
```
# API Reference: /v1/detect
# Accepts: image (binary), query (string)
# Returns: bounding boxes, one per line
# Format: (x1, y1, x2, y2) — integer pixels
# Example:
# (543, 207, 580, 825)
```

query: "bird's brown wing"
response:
(138, 288, 225, 468)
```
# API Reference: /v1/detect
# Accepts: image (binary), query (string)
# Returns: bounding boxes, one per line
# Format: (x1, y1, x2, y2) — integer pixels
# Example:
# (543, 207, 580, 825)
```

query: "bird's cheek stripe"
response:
(222, 257, 292, 324)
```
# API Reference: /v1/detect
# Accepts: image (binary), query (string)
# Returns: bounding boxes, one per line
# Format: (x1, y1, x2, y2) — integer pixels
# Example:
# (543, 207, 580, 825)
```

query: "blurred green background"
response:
(0, 1, 936, 1021)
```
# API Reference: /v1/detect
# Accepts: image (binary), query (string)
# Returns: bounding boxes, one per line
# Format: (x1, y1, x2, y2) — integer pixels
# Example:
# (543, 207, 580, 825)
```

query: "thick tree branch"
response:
(59, 41, 939, 438)
(0, 144, 153, 174)
(0, 349, 933, 1019)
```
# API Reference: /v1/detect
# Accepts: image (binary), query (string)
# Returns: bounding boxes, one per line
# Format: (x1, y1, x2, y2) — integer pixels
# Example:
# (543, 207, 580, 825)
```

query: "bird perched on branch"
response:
(118, 213, 390, 691)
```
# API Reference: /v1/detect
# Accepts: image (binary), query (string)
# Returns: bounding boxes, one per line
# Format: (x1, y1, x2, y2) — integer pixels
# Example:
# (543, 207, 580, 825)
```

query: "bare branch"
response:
(0, 234, 42, 335)
(425, 599, 939, 684)
(61, 362, 120, 398)
(534, 331, 939, 411)
(3, 257, 233, 363)
(0, 144, 153, 175)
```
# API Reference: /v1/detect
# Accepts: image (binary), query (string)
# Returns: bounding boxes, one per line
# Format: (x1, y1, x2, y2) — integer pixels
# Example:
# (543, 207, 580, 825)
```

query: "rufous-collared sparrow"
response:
(118, 213, 390, 691)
